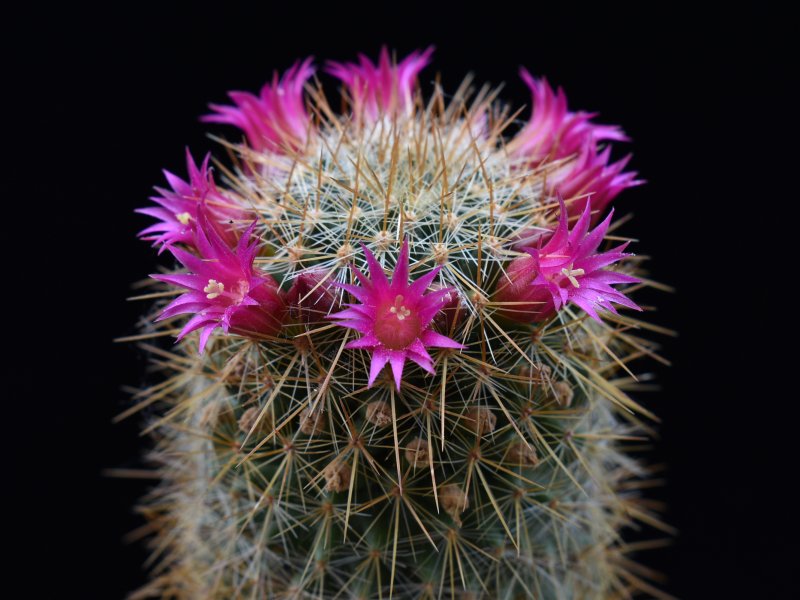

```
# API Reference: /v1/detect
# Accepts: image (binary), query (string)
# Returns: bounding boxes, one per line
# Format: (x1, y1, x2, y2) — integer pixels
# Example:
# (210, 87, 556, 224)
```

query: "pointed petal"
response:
(346, 334, 379, 349)
(391, 239, 410, 289)
(368, 350, 390, 388)
(335, 280, 371, 303)
(406, 267, 441, 298)
(197, 325, 216, 353)
(571, 295, 602, 322)
(361, 243, 389, 289)
(541, 197, 570, 252)
(407, 350, 435, 375)
(406, 339, 435, 371)
(176, 313, 219, 340)
(575, 209, 614, 258)
(152, 273, 205, 291)
(328, 306, 371, 322)
(420, 329, 464, 349)
(389, 352, 406, 390)
(568, 199, 594, 247)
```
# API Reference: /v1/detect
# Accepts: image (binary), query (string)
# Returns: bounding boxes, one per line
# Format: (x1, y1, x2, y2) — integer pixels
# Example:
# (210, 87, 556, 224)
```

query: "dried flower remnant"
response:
(365, 401, 392, 427)
(323, 460, 351, 493)
(463, 407, 497, 436)
(507, 442, 539, 466)
(552, 380, 574, 407)
(404, 437, 429, 469)
(440, 484, 469, 526)
(298, 407, 326, 436)
(238, 407, 270, 435)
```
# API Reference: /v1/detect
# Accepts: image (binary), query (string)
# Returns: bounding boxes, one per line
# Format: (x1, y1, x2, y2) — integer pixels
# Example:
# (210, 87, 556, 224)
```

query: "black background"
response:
(10, 3, 793, 599)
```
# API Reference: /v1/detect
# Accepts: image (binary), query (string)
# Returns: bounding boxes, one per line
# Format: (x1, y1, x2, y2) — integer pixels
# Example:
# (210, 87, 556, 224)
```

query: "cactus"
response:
(129, 47, 668, 599)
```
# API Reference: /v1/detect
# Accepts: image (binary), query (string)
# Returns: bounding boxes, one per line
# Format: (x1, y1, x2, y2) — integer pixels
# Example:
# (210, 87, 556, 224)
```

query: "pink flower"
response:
(511, 69, 640, 217)
(286, 269, 338, 323)
(548, 141, 642, 217)
(512, 69, 627, 164)
(326, 46, 433, 123)
(203, 58, 314, 153)
(152, 210, 286, 352)
(493, 199, 641, 323)
(137, 149, 249, 252)
(328, 240, 463, 389)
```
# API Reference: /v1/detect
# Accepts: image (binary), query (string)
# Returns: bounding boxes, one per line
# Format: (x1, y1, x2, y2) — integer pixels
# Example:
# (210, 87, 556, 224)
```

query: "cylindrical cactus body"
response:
(131, 48, 664, 599)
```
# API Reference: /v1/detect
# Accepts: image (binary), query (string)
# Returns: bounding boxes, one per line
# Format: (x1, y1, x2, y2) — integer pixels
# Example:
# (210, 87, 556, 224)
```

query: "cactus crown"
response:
(130, 48, 666, 599)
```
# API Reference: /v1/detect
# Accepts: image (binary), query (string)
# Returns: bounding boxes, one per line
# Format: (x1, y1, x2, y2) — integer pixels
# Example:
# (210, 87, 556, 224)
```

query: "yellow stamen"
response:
(389, 294, 411, 321)
(175, 212, 191, 225)
(560, 264, 585, 289)
(204, 279, 225, 299)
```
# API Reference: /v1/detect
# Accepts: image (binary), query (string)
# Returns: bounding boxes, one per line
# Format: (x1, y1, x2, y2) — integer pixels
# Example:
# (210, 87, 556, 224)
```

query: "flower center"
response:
(175, 212, 192, 225)
(560, 263, 585, 288)
(204, 279, 225, 299)
(389, 294, 411, 320)
(374, 294, 421, 349)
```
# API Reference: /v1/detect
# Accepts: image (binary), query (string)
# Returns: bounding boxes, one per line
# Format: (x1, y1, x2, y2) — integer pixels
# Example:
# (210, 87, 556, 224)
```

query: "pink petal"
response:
(420, 330, 464, 349)
(388, 351, 406, 390)
(197, 325, 216, 353)
(361, 244, 389, 289)
(392, 239, 410, 289)
(346, 334, 379, 349)
(368, 350, 391, 388)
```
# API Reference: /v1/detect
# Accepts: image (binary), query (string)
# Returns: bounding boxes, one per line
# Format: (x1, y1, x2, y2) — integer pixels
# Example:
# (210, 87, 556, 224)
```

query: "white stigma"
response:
(389, 294, 411, 321)
(204, 279, 225, 299)
(560, 264, 586, 289)
(175, 212, 191, 225)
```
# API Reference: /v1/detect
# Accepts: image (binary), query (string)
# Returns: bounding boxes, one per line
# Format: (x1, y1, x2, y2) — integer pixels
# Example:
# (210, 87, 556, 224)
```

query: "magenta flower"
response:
(493, 199, 641, 323)
(137, 149, 248, 252)
(153, 210, 286, 353)
(511, 69, 627, 164)
(328, 240, 463, 389)
(548, 141, 642, 217)
(203, 58, 314, 153)
(510, 69, 640, 217)
(326, 46, 433, 123)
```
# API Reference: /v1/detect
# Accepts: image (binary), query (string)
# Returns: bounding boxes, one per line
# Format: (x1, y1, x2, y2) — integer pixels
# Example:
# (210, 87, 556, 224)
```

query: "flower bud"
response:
(229, 273, 287, 338)
(431, 284, 466, 335)
(286, 269, 338, 323)
(491, 255, 556, 323)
